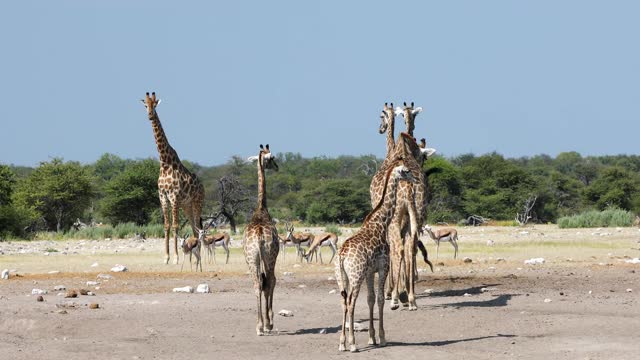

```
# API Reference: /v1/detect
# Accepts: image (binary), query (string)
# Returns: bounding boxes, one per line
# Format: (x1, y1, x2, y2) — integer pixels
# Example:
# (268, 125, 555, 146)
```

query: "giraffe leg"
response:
(390, 248, 403, 310)
(171, 205, 180, 265)
(254, 267, 264, 336)
(339, 284, 348, 352)
(347, 286, 362, 352)
(264, 270, 276, 333)
(377, 260, 388, 347)
(160, 194, 171, 264)
(366, 272, 376, 346)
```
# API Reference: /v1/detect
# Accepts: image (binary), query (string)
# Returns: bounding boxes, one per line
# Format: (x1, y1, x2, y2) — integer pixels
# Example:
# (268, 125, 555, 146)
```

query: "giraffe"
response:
(141, 92, 205, 265)
(243, 144, 280, 336)
(336, 155, 417, 352)
(377, 102, 433, 311)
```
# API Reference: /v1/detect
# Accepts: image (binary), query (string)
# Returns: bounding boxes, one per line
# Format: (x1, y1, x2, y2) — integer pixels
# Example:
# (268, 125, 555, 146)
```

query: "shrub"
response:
(324, 224, 342, 236)
(557, 208, 634, 228)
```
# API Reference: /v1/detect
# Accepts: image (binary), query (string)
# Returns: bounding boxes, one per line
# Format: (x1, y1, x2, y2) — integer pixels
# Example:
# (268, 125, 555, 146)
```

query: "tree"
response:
(298, 179, 370, 223)
(213, 174, 252, 234)
(13, 158, 94, 232)
(583, 167, 640, 211)
(100, 159, 160, 225)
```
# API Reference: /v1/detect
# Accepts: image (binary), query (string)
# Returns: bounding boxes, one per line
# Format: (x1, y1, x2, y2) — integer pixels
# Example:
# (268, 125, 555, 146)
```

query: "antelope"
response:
(284, 222, 315, 263)
(303, 232, 338, 264)
(422, 225, 459, 259)
(200, 221, 231, 264)
(179, 231, 203, 272)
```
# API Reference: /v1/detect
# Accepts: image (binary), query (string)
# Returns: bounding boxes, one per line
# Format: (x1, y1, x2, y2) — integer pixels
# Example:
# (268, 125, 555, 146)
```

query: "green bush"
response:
(324, 224, 342, 236)
(557, 208, 634, 228)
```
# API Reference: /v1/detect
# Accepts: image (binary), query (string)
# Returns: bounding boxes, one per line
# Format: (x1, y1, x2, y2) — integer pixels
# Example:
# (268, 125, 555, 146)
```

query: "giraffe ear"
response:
(140, 99, 145, 104)
(247, 155, 259, 163)
(156, 99, 162, 106)
(411, 107, 422, 115)
(423, 147, 437, 157)
(395, 107, 404, 116)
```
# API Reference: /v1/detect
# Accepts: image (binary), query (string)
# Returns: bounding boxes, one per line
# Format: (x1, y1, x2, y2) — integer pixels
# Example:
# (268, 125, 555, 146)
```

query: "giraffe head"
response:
(379, 102, 396, 134)
(395, 102, 423, 135)
(418, 137, 437, 163)
(248, 144, 279, 171)
(141, 92, 161, 120)
(391, 158, 418, 184)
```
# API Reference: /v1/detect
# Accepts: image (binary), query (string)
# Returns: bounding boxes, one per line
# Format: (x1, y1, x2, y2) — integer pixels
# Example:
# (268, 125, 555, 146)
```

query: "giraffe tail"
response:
(258, 235, 268, 291)
(337, 258, 348, 300)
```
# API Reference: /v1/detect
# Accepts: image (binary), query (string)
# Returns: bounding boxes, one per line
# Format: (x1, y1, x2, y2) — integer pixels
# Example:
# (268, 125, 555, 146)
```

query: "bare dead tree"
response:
(465, 215, 489, 226)
(515, 195, 538, 226)
(215, 175, 252, 234)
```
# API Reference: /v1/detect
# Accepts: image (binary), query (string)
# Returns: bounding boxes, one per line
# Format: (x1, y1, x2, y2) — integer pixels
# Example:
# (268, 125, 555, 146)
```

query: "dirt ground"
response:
(1, 225, 640, 359)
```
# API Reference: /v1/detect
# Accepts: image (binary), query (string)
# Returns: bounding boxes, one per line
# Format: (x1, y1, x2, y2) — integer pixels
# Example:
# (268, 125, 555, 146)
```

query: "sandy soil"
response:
(1, 225, 640, 359)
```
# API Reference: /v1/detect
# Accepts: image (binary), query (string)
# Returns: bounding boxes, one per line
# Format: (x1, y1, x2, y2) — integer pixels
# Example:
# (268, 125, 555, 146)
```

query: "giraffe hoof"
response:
(338, 344, 346, 352)
(379, 339, 387, 347)
(368, 338, 376, 345)
(390, 302, 399, 311)
(350, 345, 358, 353)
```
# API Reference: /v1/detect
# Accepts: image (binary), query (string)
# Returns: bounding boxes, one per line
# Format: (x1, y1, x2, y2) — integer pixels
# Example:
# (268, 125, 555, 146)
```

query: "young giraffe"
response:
(243, 144, 280, 336)
(336, 155, 417, 352)
(141, 92, 205, 265)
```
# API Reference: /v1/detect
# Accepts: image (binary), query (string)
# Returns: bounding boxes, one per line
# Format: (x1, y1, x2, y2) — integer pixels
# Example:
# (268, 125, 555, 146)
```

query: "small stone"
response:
(196, 284, 210, 293)
(327, 276, 335, 281)
(89, 303, 99, 309)
(36, 295, 44, 302)
(543, 298, 552, 303)
(486, 240, 495, 246)
(318, 328, 327, 334)
(480, 287, 489, 293)
(588, 291, 593, 294)
(625, 258, 640, 264)
(1, 269, 9, 280)
(329, 289, 337, 294)
(293, 264, 301, 268)
(298, 284, 306, 288)
(626, 288, 633, 293)
(86, 281, 99, 286)
(524, 258, 545, 265)
(91, 262, 99, 267)
(282, 272, 293, 276)
(278, 309, 293, 317)
(48, 270, 60, 274)
(86, 292, 95, 296)
(31, 289, 47, 295)
(110, 264, 127, 272)
(65, 290, 78, 298)
(79, 289, 89, 295)
(424, 288, 434, 294)
(559, 292, 564, 296)
(57, 310, 68, 314)
(345, 321, 367, 332)
(54, 285, 66, 291)
(463, 293, 472, 297)
(463, 257, 472, 263)
(172, 286, 194, 293)
(97, 273, 114, 280)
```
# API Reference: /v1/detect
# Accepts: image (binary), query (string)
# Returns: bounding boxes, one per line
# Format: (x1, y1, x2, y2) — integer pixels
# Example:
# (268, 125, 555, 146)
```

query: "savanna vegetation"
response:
(1, 151, 639, 239)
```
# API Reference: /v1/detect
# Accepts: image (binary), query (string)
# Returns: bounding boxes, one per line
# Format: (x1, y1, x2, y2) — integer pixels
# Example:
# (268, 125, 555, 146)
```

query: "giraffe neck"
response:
(257, 152, 267, 209)
(150, 114, 177, 165)
(406, 114, 415, 137)
(364, 168, 400, 235)
(385, 116, 395, 157)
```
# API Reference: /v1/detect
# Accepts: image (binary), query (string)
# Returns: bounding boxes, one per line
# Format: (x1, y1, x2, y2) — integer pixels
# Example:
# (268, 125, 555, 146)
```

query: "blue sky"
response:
(1, 1, 639, 166)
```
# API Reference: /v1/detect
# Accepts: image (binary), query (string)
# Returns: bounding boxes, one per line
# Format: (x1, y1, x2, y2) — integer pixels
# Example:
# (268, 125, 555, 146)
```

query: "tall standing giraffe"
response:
(141, 92, 205, 265)
(336, 155, 417, 352)
(244, 144, 280, 336)
(370, 130, 426, 310)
